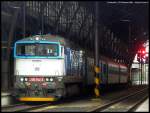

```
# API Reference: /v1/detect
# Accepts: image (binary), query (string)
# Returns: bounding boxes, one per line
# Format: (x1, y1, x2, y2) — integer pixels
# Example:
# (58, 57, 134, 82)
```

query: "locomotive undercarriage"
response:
(14, 76, 66, 100)
(13, 76, 84, 102)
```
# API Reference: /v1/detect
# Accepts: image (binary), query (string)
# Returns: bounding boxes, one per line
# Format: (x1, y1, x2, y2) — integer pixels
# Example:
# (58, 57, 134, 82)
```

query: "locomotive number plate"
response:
(29, 77, 44, 82)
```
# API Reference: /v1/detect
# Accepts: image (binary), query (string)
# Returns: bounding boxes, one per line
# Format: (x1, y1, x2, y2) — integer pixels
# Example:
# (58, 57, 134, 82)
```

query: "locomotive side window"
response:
(61, 46, 64, 57)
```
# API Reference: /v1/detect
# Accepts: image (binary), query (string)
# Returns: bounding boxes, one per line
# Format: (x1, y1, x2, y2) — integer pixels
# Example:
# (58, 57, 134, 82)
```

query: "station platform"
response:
(1, 92, 12, 106)
(135, 98, 149, 112)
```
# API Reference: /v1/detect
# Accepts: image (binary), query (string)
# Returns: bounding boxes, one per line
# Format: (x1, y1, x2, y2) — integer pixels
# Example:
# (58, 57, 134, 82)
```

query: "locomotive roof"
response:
(15, 34, 82, 49)
(16, 34, 66, 45)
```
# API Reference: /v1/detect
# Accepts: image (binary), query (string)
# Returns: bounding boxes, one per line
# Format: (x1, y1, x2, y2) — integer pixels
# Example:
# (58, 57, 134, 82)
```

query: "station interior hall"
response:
(1, 1, 149, 112)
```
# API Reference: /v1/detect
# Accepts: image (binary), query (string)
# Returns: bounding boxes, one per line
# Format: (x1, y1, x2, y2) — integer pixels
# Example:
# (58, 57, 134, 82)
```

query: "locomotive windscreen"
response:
(16, 43, 59, 57)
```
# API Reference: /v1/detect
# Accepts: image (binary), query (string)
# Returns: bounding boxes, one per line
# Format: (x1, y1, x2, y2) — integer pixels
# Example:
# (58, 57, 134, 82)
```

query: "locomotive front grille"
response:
(16, 82, 57, 97)
(14, 76, 64, 98)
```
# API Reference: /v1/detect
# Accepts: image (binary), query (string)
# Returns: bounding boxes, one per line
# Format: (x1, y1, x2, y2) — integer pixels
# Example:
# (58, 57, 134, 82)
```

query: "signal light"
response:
(137, 46, 147, 63)
(142, 51, 145, 54)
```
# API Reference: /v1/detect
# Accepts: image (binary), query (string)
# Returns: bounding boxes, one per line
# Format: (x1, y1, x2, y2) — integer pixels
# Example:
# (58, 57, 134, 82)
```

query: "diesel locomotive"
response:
(13, 34, 129, 101)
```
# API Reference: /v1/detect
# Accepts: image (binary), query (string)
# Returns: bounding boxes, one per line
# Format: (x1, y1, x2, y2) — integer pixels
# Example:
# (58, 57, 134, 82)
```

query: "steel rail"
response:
(1, 95, 85, 112)
(2, 103, 25, 109)
(2, 87, 148, 112)
(20, 96, 93, 112)
(2, 101, 55, 112)
(2, 96, 86, 112)
(127, 95, 148, 112)
(16, 103, 52, 112)
(88, 88, 148, 112)
(2, 103, 52, 112)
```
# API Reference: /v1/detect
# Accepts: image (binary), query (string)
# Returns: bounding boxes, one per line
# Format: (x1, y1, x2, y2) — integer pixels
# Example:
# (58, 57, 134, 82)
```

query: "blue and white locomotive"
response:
(14, 34, 85, 101)
(13, 34, 129, 101)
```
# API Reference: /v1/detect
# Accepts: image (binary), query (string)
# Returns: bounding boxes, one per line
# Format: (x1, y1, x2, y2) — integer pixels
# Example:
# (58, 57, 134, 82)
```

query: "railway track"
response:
(127, 95, 148, 112)
(2, 86, 148, 112)
(29, 87, 148, 112)
(1, 95, 91, 112)
(1, 103, 52, 112)
(88, 88, 148, 112)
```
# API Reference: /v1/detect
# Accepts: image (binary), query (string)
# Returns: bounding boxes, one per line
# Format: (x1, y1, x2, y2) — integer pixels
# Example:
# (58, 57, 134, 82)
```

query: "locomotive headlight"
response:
(24, 78, 28, 81)
(45, 78, 49, 82)
(20, 78, 24, 82)
(50, 78, 53, 82)
(35, 37, 39, 40)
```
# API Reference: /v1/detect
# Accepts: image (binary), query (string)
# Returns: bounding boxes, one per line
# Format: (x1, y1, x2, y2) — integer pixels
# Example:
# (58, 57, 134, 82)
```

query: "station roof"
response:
(1, 1, 149, 66)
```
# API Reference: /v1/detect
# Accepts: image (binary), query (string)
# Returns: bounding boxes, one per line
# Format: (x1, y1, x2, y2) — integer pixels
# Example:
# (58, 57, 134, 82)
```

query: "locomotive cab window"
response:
(16, 44, 36, 56)
(45, 44, 58, 56)
(15, 43, 59, 57)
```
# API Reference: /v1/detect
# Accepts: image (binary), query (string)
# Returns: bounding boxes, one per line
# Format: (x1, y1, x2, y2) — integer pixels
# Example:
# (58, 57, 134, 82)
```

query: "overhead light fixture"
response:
(120, 19, 130, 22)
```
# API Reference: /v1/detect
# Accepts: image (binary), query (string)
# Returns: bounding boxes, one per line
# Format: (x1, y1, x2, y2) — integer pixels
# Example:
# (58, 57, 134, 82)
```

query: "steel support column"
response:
(94, 2, 100, 97)
(139, 61, 141, 85)
(23, 2, 26, 38)
(147, 63, 149, 84)
(7, 6, 20, 90)
(144, 63, 145, 84)
(141, 62, 143, 85)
